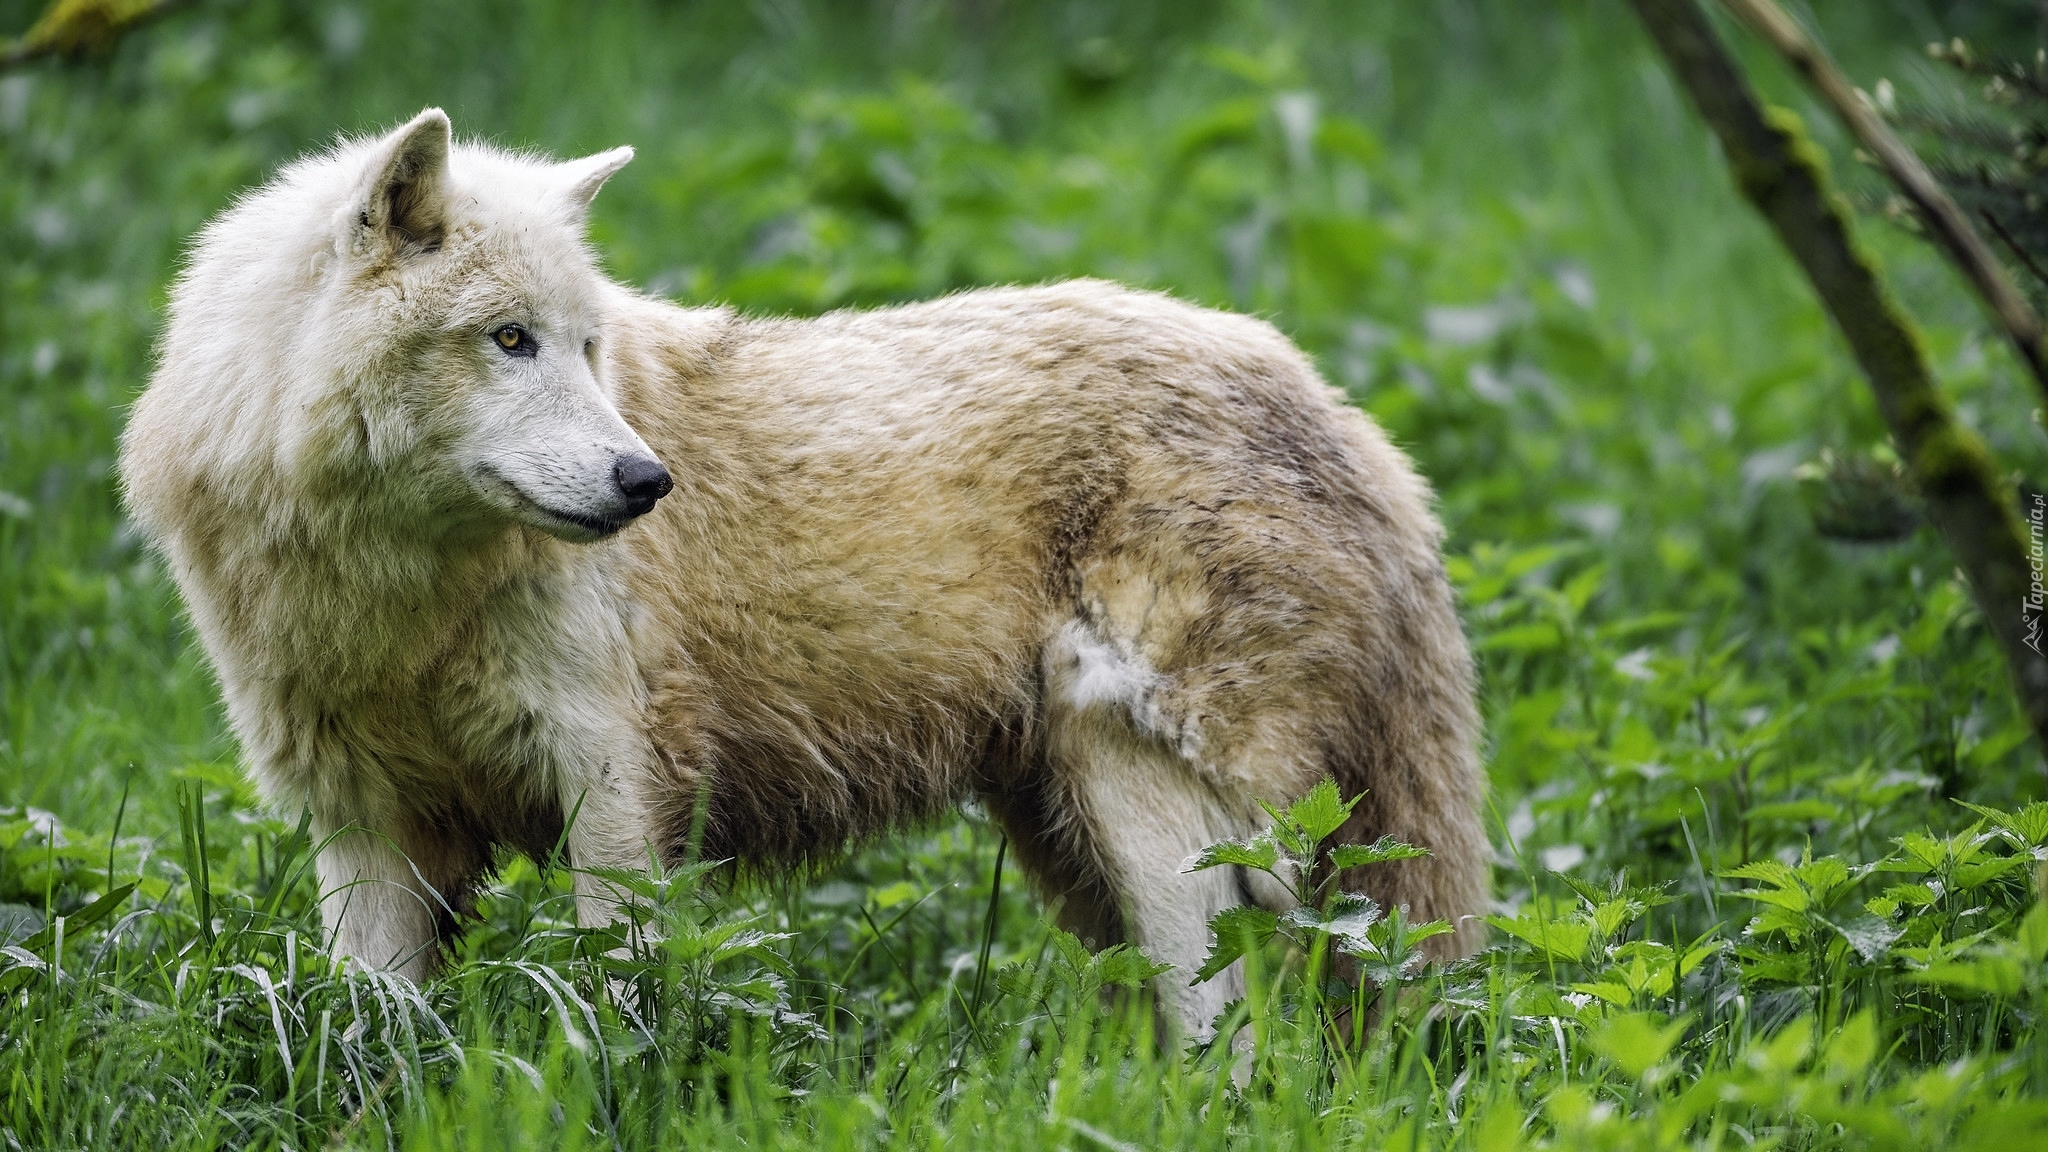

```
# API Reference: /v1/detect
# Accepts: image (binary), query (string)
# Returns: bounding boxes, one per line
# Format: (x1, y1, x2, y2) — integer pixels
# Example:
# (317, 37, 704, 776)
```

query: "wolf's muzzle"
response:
(614, 453, 673, 517)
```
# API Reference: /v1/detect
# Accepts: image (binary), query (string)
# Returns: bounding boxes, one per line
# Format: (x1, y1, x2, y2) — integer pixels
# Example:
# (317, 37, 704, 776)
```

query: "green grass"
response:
(7, 0, 2048, 1147)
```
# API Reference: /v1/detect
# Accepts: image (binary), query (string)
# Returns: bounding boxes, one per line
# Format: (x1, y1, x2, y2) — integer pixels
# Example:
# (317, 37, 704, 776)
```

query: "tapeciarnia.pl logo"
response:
(2028, 493, 2046, 656)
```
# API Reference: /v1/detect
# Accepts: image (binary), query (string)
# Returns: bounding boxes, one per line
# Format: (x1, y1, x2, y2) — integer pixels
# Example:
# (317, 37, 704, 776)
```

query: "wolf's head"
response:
(127, 108, 670, 550)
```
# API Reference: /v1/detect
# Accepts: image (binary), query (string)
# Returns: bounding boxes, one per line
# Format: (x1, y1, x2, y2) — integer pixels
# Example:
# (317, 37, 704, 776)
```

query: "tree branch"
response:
(1628, 0, 2048, 763)
(1718, 0, 2048, 413)
(0, 0, 182, 74)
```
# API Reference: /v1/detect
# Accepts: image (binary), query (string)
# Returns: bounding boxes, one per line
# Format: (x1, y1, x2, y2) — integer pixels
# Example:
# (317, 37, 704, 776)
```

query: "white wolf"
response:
(120, 109, 1487, 1037)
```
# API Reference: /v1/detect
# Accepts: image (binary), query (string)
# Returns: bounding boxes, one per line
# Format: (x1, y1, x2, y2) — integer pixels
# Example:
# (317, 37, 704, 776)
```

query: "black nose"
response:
(614, 453, 673, 516)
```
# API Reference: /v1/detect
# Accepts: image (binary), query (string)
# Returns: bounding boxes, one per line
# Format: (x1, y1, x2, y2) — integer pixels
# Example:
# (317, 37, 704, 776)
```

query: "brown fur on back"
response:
(603, 280, 1486, 952)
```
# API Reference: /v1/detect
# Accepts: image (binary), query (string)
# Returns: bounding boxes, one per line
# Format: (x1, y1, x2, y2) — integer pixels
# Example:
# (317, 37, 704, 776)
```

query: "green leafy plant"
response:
(1184, 777, 1448, 1061)
(993, 927, 1171, 1046)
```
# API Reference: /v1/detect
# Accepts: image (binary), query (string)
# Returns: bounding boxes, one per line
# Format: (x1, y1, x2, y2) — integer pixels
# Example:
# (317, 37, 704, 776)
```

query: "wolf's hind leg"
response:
(1050, 707, 1258, 1042)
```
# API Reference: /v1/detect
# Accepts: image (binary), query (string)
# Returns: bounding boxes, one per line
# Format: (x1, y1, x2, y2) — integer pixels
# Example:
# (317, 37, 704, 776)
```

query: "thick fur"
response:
(120, 109, 1488, 1037)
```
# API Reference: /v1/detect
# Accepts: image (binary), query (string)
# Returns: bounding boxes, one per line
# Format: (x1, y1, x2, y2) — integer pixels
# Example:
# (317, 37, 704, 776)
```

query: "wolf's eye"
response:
(491, 325, 536, 357)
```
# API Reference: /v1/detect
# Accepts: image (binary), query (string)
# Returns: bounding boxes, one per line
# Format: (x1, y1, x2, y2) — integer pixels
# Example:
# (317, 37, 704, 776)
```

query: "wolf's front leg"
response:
(557, 750, 666, 939)
(315, 824, 445, 981)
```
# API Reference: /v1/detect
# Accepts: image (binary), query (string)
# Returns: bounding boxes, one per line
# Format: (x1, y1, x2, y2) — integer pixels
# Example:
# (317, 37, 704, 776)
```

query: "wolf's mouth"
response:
(531, 503, 624, 538)
(483, 470, 625, 539)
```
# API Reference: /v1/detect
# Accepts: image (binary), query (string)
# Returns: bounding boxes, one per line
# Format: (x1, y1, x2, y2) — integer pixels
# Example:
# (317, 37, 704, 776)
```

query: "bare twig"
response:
(0, 0, 183, 73)
(1718, 0, 2048, 411)
(1982, 208, 2048, 295)
(1628, 0, 2048, 762)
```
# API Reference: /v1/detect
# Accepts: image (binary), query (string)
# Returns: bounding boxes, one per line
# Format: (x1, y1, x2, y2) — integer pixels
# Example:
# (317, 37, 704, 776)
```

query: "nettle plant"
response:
(1182, 779, 1452, 1051)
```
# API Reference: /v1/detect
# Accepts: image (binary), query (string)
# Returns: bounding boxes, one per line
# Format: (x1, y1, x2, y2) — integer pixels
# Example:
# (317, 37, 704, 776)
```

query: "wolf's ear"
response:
(555, 146, 634, 217)
(349, 108, 452, 255)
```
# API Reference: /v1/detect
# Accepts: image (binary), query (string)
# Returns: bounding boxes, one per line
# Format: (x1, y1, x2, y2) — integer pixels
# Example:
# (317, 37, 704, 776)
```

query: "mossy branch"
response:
(1718, 0, 2048, 413)
(0, 0, 181, 72)
(1628, 0, 2048, 764)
